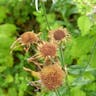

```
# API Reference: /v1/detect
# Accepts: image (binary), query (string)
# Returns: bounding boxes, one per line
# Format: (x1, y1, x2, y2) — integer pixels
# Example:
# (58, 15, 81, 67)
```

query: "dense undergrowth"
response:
(0, 0, 96, 96)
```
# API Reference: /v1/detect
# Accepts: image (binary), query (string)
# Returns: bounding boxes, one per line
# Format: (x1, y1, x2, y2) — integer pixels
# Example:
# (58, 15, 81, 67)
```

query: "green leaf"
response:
(0, 6, 8, 23)
(70, 35, 96, 58)
(68, 65, 95, 75)
(78, 16, 92, 36)
(5, 74, 13, 83)
(8, 87, 17, 96)
(0, 66, 7, 72)
(72, 77, 91, 87)
(71, 87, 86, 96)
(0, 89, 3, 96)
(0, 24, 16, 37)
(0, 34, 14, 67)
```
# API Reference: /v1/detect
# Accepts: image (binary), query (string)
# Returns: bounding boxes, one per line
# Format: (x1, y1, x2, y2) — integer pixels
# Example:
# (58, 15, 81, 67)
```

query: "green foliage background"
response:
(0, 0, 96, 96)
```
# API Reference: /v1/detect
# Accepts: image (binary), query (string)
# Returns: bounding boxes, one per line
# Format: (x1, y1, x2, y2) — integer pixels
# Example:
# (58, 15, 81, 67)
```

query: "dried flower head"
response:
(10, 31, 39, 52)
(39, 42, 57, 57)
(40, 64, 64, 90)
(20, 32, 38, 45)
(54, 29, 65, 40)
(49, 27, 70, 42)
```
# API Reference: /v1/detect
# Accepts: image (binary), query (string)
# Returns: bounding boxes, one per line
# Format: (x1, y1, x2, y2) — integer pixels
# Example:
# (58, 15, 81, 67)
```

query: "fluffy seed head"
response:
(39, 43, 56, 57)
(40, 64, 64, 90)
(21, 32, 38, 44)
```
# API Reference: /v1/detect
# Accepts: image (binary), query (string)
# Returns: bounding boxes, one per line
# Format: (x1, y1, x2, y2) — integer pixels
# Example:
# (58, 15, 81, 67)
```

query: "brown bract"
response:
(40, 64, 64, 90)
(39, 43, 57, 57)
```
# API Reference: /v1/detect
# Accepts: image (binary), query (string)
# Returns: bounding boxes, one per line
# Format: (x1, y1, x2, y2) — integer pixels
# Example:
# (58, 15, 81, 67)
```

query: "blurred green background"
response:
(0, 0, 96, 96)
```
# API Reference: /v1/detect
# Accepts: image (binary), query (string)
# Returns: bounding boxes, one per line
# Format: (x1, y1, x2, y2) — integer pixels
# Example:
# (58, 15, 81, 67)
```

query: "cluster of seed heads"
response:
(11, 27, 70, 90)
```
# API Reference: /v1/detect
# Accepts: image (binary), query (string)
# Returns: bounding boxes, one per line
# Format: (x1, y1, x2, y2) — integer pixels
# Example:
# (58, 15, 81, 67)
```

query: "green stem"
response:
(55, 91, 59, 96)
(42, 3, 51, 30)
(55, 89, 61, 96)
(57, 90, 61, 96)
(65, 74, 71, 96)
(62, 14, 72, 30)
(59, 42, 65, 67)
(59, 42, 71, 96)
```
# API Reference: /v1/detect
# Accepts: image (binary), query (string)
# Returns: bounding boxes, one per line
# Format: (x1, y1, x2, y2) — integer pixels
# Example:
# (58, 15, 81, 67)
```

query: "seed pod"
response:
(40, 64, 64, 90)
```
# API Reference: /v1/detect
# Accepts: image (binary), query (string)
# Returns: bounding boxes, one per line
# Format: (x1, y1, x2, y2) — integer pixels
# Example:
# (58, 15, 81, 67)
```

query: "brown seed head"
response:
(49, 27, 70, 42)
(21, 32, 38, 44)
(39, 43, 56, 57)
(54, 29, 66, 40)
(40, 64, 64, 90)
